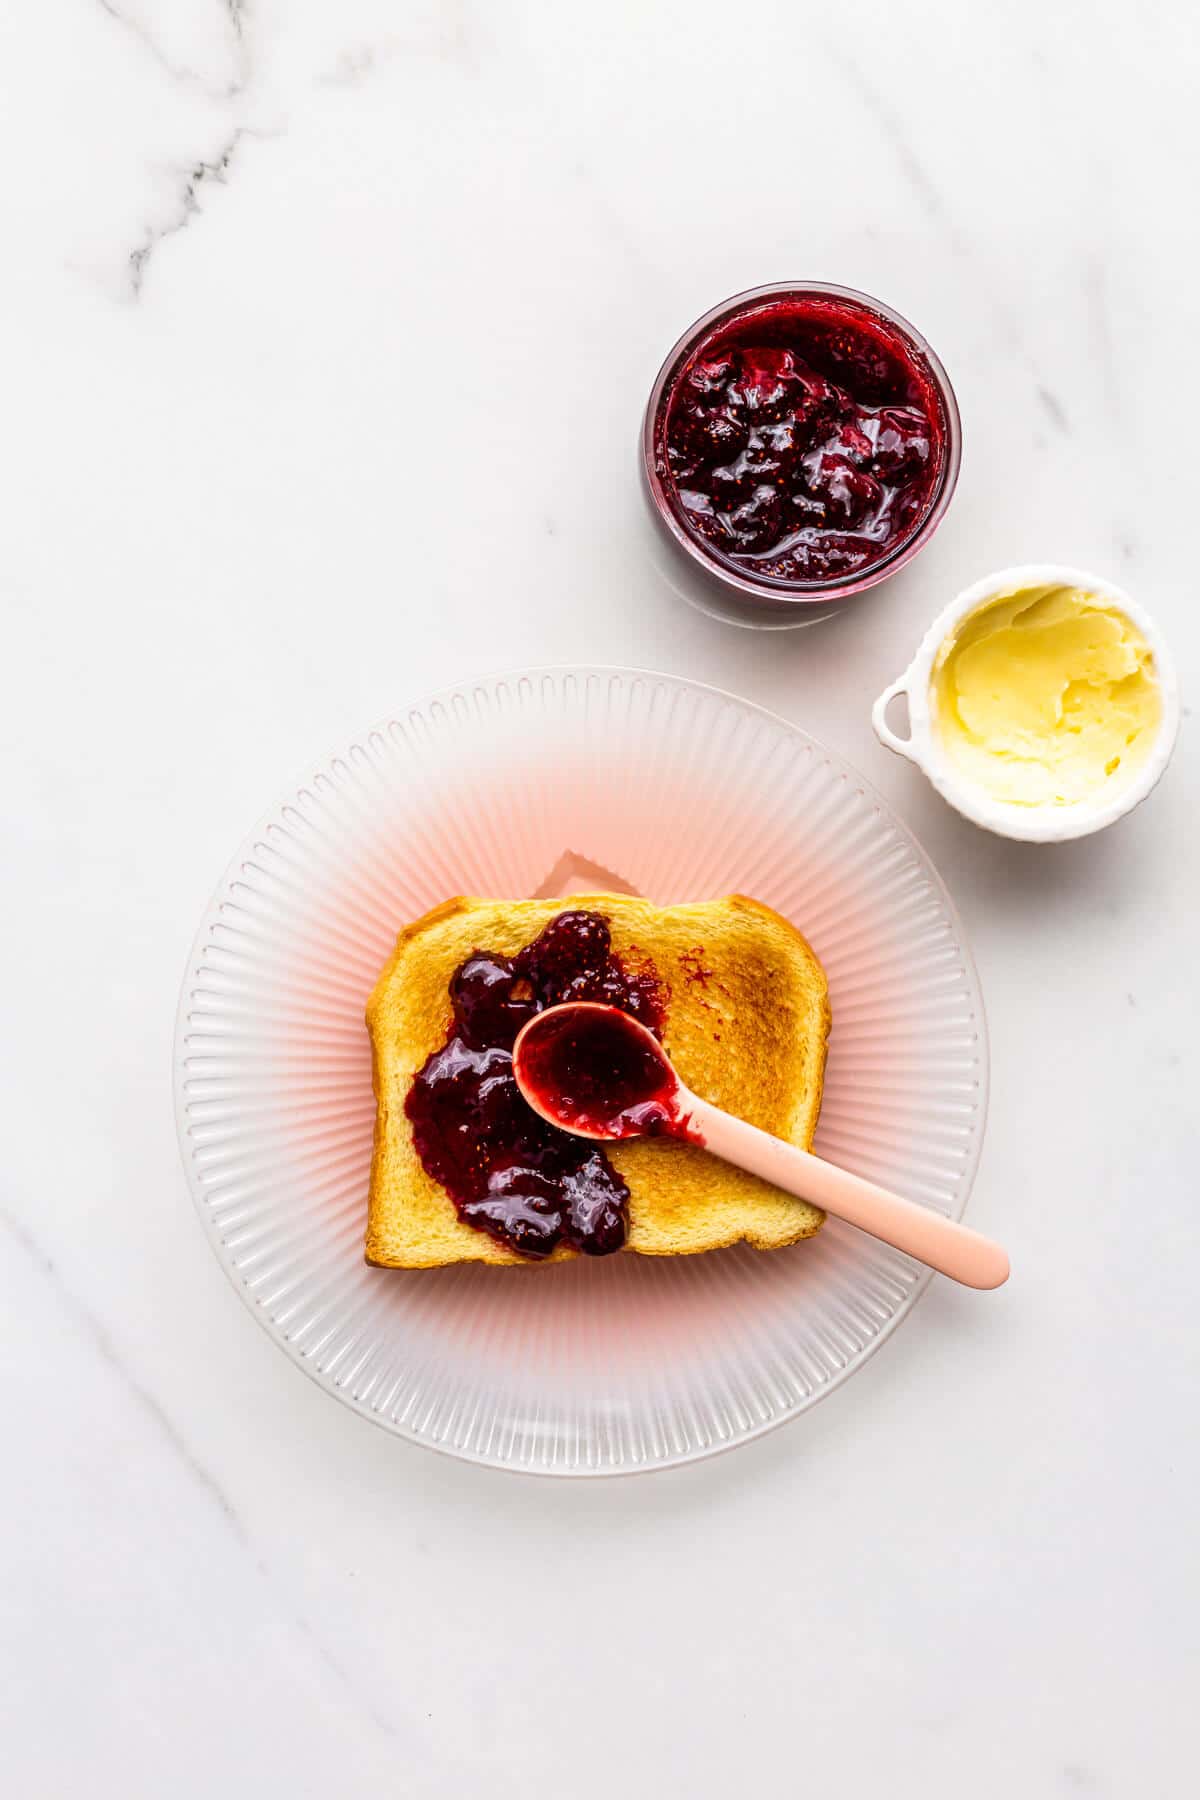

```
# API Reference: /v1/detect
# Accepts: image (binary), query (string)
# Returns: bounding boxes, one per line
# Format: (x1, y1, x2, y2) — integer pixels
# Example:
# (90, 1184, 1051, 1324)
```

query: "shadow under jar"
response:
(642, 282, 962, 625)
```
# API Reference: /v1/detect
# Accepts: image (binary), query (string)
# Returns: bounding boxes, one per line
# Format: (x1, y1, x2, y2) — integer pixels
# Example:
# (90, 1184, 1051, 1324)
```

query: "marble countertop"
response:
(5, 2, 1196, 1794)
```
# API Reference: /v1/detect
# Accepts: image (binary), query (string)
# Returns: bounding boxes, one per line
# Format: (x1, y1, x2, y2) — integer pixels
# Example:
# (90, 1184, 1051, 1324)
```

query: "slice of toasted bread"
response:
(365, 895, 830, 1268)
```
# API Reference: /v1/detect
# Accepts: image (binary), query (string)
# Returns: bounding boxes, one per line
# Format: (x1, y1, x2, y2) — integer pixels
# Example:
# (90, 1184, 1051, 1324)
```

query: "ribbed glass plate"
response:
(174, 668, 988, 1475)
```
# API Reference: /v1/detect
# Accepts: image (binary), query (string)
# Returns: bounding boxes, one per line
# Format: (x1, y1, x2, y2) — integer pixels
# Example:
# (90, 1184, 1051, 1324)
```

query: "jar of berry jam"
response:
(642, 282, 962, 625)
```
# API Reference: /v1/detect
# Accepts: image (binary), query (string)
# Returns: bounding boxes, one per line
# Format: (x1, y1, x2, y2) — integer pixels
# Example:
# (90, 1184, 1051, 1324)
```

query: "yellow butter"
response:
(930, 584, 1161, 806)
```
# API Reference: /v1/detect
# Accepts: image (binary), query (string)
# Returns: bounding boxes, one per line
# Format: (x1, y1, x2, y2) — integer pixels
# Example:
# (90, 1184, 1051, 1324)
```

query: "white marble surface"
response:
(4, 2, 1197, 1793)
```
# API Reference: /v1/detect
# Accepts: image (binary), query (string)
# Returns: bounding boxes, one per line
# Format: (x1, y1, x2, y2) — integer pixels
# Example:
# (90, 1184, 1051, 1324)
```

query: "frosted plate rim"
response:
(173, 663, 990, 1478)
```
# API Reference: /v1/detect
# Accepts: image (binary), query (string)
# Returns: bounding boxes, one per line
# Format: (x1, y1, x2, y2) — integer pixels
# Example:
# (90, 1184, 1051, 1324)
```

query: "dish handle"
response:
(871, 672, 920, 764)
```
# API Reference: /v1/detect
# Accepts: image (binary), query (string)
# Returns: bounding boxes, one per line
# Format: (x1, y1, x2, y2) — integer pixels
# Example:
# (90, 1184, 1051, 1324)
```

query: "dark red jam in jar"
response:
(404, 911, 664, 1260)
(646, 284, 959, 597)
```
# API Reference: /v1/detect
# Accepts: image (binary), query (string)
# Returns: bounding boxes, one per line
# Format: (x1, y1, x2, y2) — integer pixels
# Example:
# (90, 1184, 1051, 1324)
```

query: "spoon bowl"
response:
(512, 1003, 688, 1141)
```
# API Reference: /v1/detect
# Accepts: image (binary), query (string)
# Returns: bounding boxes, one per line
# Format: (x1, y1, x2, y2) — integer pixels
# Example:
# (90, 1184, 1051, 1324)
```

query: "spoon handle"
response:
(684, 1095, 1009, 1290)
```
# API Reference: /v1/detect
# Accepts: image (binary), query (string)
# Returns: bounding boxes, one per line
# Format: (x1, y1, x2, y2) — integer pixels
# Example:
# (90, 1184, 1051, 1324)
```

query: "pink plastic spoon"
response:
(513, 1003, 1009, 1290)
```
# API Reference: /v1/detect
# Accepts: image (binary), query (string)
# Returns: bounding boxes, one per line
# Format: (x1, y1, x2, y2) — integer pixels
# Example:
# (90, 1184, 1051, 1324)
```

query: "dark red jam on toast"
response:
(405, 911, 663, 1258)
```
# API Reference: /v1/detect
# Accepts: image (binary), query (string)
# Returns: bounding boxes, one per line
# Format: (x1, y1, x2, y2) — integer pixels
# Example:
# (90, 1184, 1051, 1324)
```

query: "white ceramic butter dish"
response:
(872, 563, 1180, 842)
